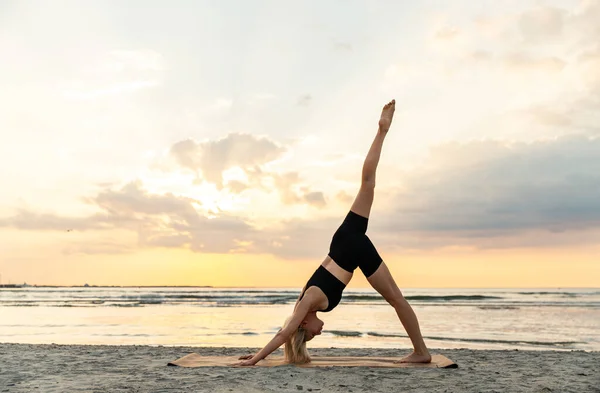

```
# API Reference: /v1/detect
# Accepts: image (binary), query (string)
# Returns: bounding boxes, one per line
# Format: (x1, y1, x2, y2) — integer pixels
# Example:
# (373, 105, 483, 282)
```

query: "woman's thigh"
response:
(357, 235, 383, 278)
(366, 262, 403, 305)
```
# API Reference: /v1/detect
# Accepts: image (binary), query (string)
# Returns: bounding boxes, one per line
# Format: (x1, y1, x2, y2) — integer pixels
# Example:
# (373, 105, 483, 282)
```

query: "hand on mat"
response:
(238, 354, 254, 360)
(231, 359, 257, 367)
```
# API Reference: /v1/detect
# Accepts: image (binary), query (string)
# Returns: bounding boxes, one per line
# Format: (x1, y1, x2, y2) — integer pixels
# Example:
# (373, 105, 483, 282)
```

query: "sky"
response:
(1, 0, 599, 287)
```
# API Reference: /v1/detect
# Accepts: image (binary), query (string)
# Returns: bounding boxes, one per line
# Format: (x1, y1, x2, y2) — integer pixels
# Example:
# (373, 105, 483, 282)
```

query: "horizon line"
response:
(1, 284, 598, 290)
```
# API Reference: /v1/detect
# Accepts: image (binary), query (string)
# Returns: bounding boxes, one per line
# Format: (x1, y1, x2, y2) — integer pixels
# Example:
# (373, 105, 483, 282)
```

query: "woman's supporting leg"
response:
(350, 100, 395, 218)
(367, 263, 431, 363)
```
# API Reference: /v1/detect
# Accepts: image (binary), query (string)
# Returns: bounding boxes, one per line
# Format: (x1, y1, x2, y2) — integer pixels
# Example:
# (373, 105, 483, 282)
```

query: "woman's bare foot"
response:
(393, 351, 432, 364)
(378, 99, 395, 133)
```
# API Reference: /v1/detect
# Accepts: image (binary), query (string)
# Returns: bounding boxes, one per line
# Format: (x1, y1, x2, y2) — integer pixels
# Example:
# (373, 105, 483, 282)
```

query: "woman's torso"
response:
(321, 256, 353, 285)
(298, 256, 353, 312)
(300, 211, 375, 312)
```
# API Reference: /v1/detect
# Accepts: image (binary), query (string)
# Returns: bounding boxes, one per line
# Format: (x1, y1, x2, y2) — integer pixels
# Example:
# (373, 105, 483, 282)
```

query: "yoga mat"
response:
(168, 353, 458, 368)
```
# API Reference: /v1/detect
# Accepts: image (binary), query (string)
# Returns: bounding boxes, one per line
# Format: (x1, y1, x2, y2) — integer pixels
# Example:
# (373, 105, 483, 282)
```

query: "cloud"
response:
(371, 134, 600, 249)
(572, 0, 600, 45)
(106, 50, 165, 72)
(0, 181, 258, 254)
(169, 133, 286, 186)
(61, 49, 164, 100)
(3, 134, 600, 255)
(303, 191, 326, 208)
(336, 190, 354, 204)
(578, 48, 600, 86)
(0, 210, 110, 231)
(473, 14, 514, 39)
(63, 241, 135, 255)
(0, 176, 331, 257)
(434, 26, 460, 40)
(503, 53, 566, 73)
(471, 70, 599, 136)
(150, 135, 600, 253)
(248, 93, 276, 105)
(0, 180, 207, 235)
(225, 179, 250, 194)
(522, 105, 573, 127)
(472, 1, 599, 47)
(208, 98, 234, 111)
(273, 172, 327, 208)
(254, 215, 341, 259)
(518, 6, 566, 41)
(274, 172, 302, 204)
(297, 94, 312, 107)
(333, 42, 353, 52)
(467, 50, 494, 62)
(62, 80, 160, 100)
(168, 133, 326, 207)
(93, 180, 202, 217)
(440, 1, 600, 143)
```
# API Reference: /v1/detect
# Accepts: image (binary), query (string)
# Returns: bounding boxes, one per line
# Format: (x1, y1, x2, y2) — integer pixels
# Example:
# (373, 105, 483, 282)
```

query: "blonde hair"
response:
(282, 316, 311, 364)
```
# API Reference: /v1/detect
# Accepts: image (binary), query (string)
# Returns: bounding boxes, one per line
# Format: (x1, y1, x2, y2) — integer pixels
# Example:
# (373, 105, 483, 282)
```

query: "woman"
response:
(235, 100, 431, 366)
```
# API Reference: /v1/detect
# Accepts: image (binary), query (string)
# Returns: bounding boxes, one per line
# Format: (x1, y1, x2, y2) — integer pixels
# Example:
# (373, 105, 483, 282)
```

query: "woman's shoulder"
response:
(299, 286, 328, 310)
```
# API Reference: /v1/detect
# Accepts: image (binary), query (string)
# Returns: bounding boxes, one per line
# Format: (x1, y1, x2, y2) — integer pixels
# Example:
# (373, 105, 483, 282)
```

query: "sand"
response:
(0, 343, 598, 392)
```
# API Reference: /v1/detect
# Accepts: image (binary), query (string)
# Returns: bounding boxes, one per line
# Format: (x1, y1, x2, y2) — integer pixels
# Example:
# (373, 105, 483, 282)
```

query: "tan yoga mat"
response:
(167, 353, 458, 368)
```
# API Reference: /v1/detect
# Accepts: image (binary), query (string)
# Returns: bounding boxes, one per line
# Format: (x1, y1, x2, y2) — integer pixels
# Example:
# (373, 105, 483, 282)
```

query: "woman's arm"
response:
(238, 285, 308, 361)
(233, 297, 313, 366)
(293, 285, 307, 311)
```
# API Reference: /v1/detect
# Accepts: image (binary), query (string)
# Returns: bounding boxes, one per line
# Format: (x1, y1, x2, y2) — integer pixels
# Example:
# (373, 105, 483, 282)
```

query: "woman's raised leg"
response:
(350, 100, 395, 218)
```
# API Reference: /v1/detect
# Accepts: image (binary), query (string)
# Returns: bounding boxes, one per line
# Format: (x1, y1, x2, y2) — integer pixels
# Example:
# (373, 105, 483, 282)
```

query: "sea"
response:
(0, 287, 598, 351)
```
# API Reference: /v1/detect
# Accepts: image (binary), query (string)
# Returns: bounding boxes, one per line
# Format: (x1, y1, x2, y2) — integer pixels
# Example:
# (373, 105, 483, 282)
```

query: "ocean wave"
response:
(139, 300, 163, 305)
(367, 332, 406, 338)
(6, 300, 595, 308)
(225, 332, 259, 336)
(342, 295, 383, 301)
(424, 335, 585, 348)
(516, 291, 597, 297)
(162, 294, 298, 300)
(518, 291, 574, 296)
(328, 330, 362, 337)
(2, 288, 598, 308)
(366, 332, 584, 347)
(477, 306, 520, 310)
(405, 295, 503, 301)
(342, 294, 503, 302)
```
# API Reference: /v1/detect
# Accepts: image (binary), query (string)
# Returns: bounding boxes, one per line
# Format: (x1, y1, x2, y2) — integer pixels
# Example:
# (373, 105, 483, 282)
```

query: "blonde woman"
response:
(235, 100, 430, 366)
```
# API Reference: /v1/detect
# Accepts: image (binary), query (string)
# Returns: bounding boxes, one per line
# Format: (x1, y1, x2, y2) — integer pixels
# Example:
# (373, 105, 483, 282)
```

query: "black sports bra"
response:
(298, 266, 346, 312)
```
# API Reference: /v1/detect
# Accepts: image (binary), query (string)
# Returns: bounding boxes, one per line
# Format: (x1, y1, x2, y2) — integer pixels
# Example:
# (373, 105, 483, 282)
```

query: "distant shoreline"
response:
(0, 285, 214, 288)
(1, 285, 599, 289)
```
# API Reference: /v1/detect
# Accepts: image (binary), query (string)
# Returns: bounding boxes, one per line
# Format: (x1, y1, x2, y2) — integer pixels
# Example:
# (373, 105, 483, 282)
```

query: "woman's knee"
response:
(386, 291, 405, 309)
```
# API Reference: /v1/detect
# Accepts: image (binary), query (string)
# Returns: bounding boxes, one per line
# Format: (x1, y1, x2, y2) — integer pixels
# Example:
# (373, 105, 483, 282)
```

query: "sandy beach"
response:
(0, 344, 597, 393)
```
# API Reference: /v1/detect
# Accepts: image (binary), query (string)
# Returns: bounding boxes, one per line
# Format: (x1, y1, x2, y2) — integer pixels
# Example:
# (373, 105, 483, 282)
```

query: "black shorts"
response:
(327, 210, 383, 278)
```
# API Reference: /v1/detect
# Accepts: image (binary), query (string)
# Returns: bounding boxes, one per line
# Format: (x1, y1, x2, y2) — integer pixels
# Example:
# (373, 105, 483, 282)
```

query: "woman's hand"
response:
(238, 354, 254, 360)
(231, 358, 258, 367)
